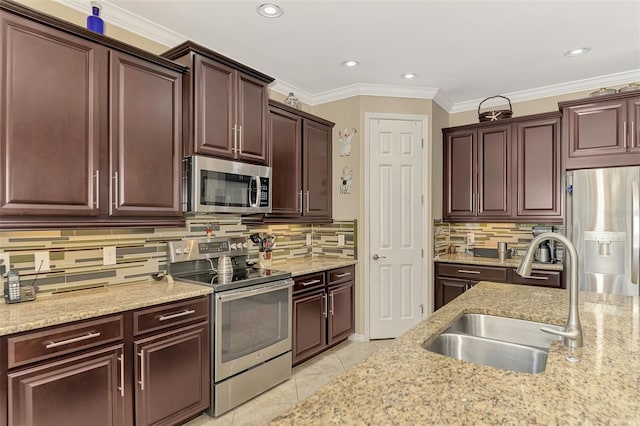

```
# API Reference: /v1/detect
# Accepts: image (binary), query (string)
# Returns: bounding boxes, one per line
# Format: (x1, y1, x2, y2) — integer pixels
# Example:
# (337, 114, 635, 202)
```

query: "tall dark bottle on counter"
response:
(86, 1, 104, 34)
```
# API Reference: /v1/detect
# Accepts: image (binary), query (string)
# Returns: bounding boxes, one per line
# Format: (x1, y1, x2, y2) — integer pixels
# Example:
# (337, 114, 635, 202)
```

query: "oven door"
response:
(214, 279, 293, 382)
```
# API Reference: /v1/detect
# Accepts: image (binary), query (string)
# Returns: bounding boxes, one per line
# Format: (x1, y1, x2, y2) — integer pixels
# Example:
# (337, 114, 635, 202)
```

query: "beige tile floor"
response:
(186, 339, 394, 426)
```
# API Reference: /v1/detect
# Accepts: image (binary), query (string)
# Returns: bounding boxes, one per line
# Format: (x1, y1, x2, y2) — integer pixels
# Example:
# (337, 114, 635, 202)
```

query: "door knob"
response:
(372, 254, 387, 260)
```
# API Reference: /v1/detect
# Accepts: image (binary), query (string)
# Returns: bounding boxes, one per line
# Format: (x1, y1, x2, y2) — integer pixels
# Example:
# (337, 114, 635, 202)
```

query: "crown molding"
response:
(52, 0, 185, 47)
(450, 69, 640, 113)
(271, 82, 443, 107)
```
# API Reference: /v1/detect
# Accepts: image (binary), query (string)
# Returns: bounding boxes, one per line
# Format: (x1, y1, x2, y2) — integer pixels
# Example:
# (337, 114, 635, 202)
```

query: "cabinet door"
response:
(292, 290, 327, 365)
(515, 117, 562, 220)
(109, 51, 182, 217)
(135, 322, 209, 426)
(563, 99, 628, 169)
(443, 129, 476, 218)
(629, 96, 640, 154)
(192, 55, 235, 158)
(236, 72, 269, 164)
(8, 345, 125, 426)
(477, 125, 511, 217)
(269, 106, 302, 216)
(328, 282, 355, 345)
(0, 12, 103, 217)
(303, 120, 332, 218)
(434, 277, 467, 310)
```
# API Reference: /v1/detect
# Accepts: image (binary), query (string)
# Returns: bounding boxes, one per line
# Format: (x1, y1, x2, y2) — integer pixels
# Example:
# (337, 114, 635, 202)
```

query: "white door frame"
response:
(363, 112, 432, 340)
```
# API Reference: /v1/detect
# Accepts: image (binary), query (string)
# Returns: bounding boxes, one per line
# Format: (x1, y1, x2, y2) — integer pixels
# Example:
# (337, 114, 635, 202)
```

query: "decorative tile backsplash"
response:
(0, 216, 355, 295)
(434, 221, 564, 259)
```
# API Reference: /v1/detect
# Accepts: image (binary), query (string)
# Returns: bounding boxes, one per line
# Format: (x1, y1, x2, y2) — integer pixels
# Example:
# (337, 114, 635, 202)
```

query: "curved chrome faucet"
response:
(516, 232, 583, 348)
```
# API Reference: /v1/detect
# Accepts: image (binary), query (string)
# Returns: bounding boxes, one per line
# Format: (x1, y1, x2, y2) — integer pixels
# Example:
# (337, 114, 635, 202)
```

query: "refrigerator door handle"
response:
(632, 181, 639, 285)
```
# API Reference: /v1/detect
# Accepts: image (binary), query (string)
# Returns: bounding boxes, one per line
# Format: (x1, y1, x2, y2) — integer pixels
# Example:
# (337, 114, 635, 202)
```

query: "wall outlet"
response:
(466, 232, 475, 245)
(34, 251, 50, 272)
(103, 246, 117, 266)
(306, 233, 312, 247)
(337, 234, 345, 247)
(0, 253, 10, 270)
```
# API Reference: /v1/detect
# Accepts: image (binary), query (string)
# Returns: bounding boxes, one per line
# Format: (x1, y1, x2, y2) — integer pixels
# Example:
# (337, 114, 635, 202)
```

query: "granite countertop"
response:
(435, 253, 564, 271)
(270, 257, 357, 277)
(0, 279, 212, 336)
(272, 282, 640, 424)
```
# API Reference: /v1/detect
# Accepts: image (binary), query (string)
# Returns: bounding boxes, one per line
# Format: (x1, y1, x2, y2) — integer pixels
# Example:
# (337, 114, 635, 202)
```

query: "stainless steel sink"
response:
(425, 314, 563, 373)
(445, 313, 563, 349)
(426, 333, 550, 373)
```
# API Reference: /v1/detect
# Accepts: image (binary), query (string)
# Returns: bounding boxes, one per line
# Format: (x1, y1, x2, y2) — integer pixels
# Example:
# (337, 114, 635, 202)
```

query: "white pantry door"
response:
(369, 117, 424, 339)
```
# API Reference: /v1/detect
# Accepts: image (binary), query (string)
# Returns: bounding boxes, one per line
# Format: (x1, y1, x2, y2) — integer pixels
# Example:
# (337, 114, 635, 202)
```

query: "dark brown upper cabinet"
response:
(444, 124, 512, 219)
(0, 3, 186, 229)
(514, 116, 562, 219)
(162, 42, 274, 165)
(260, 100, 334, 223)
(560, 92, 640, 169)
(443, 111, 562, 223)
(109, 52, 182, 218)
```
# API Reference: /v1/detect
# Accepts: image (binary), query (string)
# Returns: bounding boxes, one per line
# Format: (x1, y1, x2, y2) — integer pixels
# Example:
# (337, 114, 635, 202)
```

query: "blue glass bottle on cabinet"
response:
(87, 1, 104, 34)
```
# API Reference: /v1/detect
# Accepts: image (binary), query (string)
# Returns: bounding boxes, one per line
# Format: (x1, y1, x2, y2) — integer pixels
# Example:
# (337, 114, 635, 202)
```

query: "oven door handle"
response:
(216, 279, 294, 302)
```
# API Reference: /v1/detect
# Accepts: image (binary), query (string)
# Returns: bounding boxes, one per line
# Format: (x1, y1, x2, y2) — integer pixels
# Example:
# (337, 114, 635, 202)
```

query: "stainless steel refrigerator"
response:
(566, 167, 640, 296)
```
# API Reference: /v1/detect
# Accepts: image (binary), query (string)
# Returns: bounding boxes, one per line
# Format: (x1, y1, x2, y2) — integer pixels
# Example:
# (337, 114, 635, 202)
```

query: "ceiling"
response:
(58, 0, 640, 111)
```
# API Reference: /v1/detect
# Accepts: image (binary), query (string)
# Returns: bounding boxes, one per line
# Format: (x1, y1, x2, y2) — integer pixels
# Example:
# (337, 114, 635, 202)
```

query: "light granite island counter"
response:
(271, 282, 640, 424)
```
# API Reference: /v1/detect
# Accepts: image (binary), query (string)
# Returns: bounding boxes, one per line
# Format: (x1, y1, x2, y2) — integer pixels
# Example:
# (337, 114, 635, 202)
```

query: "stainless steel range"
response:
(168, 237, 293, 417)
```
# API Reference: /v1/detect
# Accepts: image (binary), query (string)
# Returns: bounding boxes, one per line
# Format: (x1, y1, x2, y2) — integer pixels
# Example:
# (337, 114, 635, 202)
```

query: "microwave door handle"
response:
(249, 177, 258, 208)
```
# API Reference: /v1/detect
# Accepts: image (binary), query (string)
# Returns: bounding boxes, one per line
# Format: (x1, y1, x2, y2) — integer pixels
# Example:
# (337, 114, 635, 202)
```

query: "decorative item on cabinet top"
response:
(86, 1, 104, 34)
(618, 83, 640, 93)
(284, 92, 302, 109)
(589, 88, 617, 97)
(478, 95, 513, 122)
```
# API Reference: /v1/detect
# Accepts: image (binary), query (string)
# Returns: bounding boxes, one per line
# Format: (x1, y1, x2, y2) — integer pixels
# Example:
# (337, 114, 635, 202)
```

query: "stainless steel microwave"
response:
(184, 156, 272, 214)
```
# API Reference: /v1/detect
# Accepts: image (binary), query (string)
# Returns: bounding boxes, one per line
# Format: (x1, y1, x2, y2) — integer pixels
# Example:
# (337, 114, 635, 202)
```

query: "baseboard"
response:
(348, 333, 368, 342)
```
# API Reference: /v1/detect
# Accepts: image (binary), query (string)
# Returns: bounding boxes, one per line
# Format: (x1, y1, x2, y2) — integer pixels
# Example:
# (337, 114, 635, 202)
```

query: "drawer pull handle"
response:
(300, 279, 322, 286)
(45, 332, 101, 349)
(138, 350, 145, 391)
(158, 309, 196, 321)
(457, 269, 481, 275)
(335, 272, 351, 278)
(521, 275, 549, 281)
(118, 354, 125, 397)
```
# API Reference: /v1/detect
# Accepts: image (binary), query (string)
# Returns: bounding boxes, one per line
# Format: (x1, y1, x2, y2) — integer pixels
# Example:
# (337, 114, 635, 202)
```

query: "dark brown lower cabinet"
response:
(434, 262, 563, 310)
(292, 289, 327, 364)
(434, 277, 475, 310)
(7, 345, 125, 426)
(2, 296, 210, 426)
(292, 266, 355, 366)
(134, 322, 209, 426)
(327, 282, 355, 345)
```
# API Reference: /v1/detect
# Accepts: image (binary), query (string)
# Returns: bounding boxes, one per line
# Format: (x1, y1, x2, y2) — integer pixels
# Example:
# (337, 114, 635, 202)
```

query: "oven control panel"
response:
(168, 237, 248, 263)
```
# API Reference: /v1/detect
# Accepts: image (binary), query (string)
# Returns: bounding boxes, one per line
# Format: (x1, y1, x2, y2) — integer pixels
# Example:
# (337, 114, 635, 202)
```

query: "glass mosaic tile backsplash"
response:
(434, 221, 564, 259)
(0, 216, 355, 295)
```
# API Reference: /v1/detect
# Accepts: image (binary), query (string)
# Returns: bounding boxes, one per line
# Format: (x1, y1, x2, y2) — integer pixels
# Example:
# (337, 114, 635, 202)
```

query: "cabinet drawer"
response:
(510, 269, 562, 288)
(7, 315, 124, 369)
(293, 272, 326, 293)
(133, 297, 209, 336)
(436, 263, 507, 282)
(327, 265, 355, 285)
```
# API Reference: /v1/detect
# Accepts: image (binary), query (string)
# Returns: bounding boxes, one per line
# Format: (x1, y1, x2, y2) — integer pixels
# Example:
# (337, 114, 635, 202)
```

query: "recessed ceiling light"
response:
(564, 47, 591, 57)
(257, 3, 283, 18)
(402, 73, 418, 80)
(341, 60, 359, 68)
